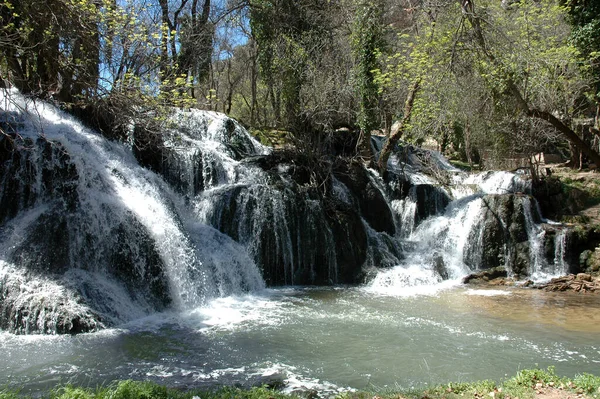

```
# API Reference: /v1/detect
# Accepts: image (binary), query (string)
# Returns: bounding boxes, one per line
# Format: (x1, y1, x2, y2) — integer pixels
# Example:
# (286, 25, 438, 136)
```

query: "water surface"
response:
(2, 286, 599, 395)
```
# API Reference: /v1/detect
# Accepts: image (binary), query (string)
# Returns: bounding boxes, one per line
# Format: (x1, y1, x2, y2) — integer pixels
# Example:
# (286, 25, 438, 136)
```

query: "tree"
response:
(459, 0, 600, 166)
(377, 79, 420, 173)
(0, 0, 104, 101)
(375, 0, 600, 168)
(565, 0, 600, 132)
(352, 0, 385, 162)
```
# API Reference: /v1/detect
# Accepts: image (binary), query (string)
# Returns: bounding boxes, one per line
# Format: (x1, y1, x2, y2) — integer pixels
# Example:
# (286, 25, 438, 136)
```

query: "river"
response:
(2, 285, 599, 396)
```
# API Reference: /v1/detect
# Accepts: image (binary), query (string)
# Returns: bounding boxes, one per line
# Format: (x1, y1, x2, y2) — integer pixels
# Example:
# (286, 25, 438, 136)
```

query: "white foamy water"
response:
(451, 171, 531, 199)
(2, 287, 599, 396)
(0, 89, 265, 326)
(367, 194, 485, 296)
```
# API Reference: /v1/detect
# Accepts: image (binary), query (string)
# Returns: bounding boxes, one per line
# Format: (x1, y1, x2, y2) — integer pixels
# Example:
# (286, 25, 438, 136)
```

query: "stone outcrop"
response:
(0, 268, 104, 334)
(333, 159, 396, 235)
(462, 266, 508, 284)
(463, 194, 535, 276)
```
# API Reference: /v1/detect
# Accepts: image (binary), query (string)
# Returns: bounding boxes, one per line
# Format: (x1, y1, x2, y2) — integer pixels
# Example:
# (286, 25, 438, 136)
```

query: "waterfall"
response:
(552, 229, 569, 276)
(367, 194, 485, 294)
(452, 171, 532, 199)
(0, 89, 576, 332)
(0, 89, 265, 333)
(368, 155, 566, 294)
(522, 196, 548, 280)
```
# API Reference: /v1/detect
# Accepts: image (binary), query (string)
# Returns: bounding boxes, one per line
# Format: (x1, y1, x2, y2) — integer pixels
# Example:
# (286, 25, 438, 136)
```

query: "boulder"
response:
(463, 194, 535, 276)
(564, 226, 600, 274)
(462, 266, 508, 284)
(0, 269, 104, 334)
(433, 253, 449, 280)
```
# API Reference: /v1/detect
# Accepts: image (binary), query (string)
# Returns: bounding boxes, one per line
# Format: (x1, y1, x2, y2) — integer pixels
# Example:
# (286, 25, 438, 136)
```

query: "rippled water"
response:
(1, 286, 599, 395)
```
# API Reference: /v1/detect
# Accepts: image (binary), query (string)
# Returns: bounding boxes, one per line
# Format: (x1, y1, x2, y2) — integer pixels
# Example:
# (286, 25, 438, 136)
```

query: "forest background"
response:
(1, 0, 599, 175)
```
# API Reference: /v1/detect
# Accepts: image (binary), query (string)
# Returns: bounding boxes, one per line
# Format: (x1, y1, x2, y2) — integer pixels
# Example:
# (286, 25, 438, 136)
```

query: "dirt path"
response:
(532, 385, 591, 399)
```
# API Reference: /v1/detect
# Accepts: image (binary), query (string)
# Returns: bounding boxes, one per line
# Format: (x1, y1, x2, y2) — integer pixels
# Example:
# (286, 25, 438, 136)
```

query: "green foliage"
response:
(51, 386, 97, 399)
(376, 0, 586, 165)
(423, 380, 498, 397)
(352, 0, 385, 135)
(108, 380, 171, 399)
(573, 372, 600, 396)
(565, 0, 600, 100)
(506, 366, 564, 387)
(559, 173, 600, 207)
(2, 370, 600, 399)
(249, 0, 330, 131)
(0, 388, 21, 399)
(0, 382, 290, 399)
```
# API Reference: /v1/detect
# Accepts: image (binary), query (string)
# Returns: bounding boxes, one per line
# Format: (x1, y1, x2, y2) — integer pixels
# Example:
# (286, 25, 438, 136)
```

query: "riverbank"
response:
(1, 368, 598, 399)
(462, 269, 600, 293)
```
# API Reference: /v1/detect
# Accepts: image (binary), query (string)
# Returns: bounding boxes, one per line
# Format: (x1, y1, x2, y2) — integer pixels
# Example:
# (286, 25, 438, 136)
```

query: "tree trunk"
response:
(158, 0, 172, 79)
(377, 79, 421, 173)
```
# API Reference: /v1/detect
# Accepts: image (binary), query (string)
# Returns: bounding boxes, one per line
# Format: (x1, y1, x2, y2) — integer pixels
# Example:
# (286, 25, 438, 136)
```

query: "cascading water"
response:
(0, 89, 575, 334)
(367, 143, 570, 294)
(552, 229, 569, 275)
(0, 89, 265, 333)
(1, 91, 595, 397)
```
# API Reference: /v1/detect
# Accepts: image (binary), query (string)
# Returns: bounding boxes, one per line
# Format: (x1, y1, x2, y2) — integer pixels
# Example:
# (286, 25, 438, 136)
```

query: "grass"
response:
(1, 369, 599, 399)
(406, 367, 600, 399)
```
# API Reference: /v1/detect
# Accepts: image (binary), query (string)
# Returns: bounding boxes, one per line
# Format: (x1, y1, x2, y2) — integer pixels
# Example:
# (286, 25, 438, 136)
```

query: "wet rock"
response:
(463, 194, 537, 276)
(433, 253, 449, 280)
(333, 159, 395, 235)
(0, 270, 104, 334)
(412, 185, 451, 225)
(462, 266, 508, 284)
(325, 199, 368, 283)
(0, 135, 78, 224)
(382, 170, 412, 200)
(205, 181, 368, 286)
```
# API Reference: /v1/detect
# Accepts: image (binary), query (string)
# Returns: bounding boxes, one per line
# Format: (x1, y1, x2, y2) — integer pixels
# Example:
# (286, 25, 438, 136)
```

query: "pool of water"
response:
(2, 286, 599, 395)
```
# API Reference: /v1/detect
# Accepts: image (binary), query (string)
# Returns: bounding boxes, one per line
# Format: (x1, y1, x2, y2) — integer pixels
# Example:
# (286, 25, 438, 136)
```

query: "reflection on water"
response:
(1, 287, 599, 395)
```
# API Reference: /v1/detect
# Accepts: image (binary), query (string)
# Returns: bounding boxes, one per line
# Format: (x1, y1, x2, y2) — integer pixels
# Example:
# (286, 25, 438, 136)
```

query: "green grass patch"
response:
(2, 369, 600, 399)
(2, 383, 290, 399)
